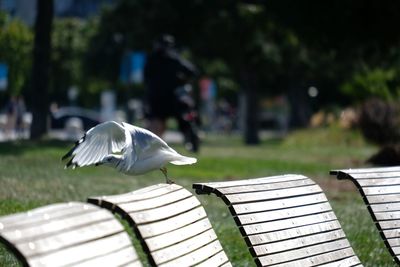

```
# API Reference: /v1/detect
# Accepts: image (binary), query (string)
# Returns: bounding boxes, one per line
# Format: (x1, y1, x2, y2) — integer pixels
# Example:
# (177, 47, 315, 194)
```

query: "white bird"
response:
(62, 121, 197, 183)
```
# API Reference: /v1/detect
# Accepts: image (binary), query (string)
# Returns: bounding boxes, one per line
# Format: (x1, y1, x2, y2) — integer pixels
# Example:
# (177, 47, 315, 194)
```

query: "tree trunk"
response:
(244, 87, 260, 144)
(241, 70, 260, 145)
(287, 85, 311, 128)
(30, 0, 53, 139)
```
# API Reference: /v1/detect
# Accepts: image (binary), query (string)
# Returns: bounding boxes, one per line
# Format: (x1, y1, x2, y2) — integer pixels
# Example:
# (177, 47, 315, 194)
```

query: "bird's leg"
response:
(160, 167, 174, 184)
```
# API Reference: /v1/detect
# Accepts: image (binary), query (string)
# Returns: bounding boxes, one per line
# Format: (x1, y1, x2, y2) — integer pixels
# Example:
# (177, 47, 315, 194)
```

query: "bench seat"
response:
(193, 174, 362, 267)
(88, 183, 231, 267)
(0, 202, 141, 267)
(331, 166, 400, 265)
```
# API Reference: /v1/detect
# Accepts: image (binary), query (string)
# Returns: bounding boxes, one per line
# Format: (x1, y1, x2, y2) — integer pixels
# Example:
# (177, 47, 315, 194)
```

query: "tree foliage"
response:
(341, 66, 400, 102)
(0, 13, 33, 96)
(51, 18, 96, 105)
(265, 0, 400, 102)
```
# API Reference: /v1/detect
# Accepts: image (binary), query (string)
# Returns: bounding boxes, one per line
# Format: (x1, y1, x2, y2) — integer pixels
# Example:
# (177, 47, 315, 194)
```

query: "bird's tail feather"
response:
(170, 156, 197, 165)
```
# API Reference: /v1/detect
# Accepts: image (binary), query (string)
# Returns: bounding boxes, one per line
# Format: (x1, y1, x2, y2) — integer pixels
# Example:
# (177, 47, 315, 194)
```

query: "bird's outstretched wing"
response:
(62, 121, 126, 168)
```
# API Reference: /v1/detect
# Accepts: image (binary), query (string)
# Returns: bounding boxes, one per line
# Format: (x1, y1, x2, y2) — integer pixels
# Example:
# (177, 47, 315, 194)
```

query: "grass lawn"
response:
(0, 127, 397, 266)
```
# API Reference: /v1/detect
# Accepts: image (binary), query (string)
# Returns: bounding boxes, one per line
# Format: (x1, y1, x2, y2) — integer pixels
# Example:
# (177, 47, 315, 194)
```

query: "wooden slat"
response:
(236, 202, 332, 225)
(351, 172, 400, 179)
(318, 255, 361, 267)
(357, 178, 400, 186)
(145, 218, 212, 251)
(158, 240, 223, 267)
(0, 202, 98, 230)
(16, 219, 124, 257)
(382, 229, 400, 239)
(89, 184, 181, 205)
(257, 239, 350, 266)
(216, 178, 314, 195)
(246, 220, 342, 246)
(152, 229, 217, 265)
(137, 206, 207, 238)
(269, 248, 357, 267)
(195, 250, 230, 267)
(391, 246, 400, 255)
(27, 232, 133, 267)
(72, 246, 141, 267)
(129, 183, 171, 194)
(242, 211, 337, 235)
(370, 202, 400, 213)
(232, 193, 328, 215)
(374, 211, 400, 221)
(252, 229, 346, 256)
(332, 166, 400, 175)
(90, 184, 169, 206)
(129, 196, 200, 224)
(1, 209, 111, 242)
(196, 175, 306, 189)
(387, 238, 400, 247)
(124, 262, 145, 267)
(0, 202, 94, 221)
(224, 184, 322, 204)
(362, 186, 400, 196)
(378, 220, 400, 230)
(118, 189, 193, 213)
(367, 194, 400, 204)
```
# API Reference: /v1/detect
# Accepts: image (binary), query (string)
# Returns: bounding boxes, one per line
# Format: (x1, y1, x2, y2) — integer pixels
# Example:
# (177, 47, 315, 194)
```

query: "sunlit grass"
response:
(0, 127, 395, 266)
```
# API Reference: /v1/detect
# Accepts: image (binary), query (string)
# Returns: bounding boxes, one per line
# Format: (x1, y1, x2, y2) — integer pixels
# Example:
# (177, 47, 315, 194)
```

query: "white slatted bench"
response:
(331, 166, 400, 265)
(88, 183, 231, 267)
(193, 174, 362, 267)
(0, 202, 141, 267)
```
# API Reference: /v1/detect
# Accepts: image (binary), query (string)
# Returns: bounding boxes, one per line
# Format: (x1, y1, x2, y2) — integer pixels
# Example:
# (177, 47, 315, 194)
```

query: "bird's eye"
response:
(107, 158, 111, 162)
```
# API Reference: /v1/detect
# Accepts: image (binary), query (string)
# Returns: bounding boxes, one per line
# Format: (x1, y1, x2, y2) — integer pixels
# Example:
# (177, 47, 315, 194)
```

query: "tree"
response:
(29, 0, 53, 139)
(0, 14, 33, 96)
(51, 18, 94, 106)
(265, 0, 400, 59)
(264, 0, 400, 103)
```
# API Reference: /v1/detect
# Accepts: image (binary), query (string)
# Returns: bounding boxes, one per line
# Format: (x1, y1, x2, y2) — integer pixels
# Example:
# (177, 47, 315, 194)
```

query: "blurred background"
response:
(1, 0, 400, 163)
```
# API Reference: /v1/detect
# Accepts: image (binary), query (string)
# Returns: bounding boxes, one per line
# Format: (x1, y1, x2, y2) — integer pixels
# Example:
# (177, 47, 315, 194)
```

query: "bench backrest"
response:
(0, 202, 141, 267)
(88, 183, 231, 267)
(331, 166, 400, 265)
(193, 174, 362, 267)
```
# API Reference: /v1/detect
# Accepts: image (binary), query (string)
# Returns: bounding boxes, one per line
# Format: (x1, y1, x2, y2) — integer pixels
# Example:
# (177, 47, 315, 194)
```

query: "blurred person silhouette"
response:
(144, 34, 200, 152)
(5, 95, 17, 137)
(15, 96, 26, 137)
(5, 95, 26, 139)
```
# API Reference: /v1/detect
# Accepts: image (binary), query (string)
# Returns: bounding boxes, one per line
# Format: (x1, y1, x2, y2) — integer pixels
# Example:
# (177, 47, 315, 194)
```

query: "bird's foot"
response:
(166, 178, 175, 184)
(160, 167, 174, 184)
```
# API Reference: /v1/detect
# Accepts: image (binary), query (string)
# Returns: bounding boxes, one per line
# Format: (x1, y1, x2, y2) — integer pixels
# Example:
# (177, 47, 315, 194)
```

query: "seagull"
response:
(62, 121, 197, 183)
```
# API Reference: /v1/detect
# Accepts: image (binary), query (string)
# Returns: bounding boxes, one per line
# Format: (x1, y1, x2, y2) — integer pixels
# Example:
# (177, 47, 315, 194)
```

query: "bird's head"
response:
(96, 155, 122, 167)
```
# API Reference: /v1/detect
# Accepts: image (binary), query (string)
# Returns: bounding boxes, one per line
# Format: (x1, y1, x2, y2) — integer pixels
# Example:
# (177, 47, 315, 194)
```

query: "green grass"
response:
(0, 127, 396, 266)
